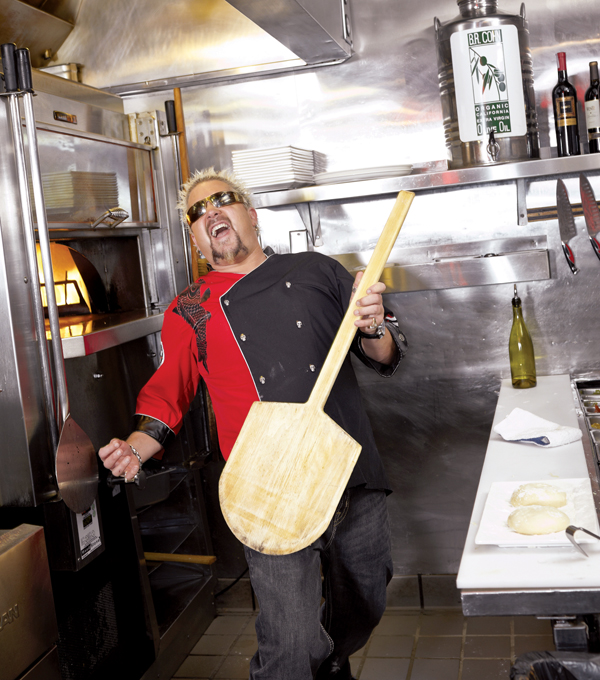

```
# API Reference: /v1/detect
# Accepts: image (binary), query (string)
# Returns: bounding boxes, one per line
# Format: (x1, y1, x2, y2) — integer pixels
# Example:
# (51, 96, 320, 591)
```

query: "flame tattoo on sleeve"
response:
(174, 280, 211, 372)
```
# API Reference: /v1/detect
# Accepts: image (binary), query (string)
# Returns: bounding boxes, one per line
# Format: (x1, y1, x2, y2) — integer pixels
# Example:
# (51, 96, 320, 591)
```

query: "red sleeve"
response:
(135, 305, 201, 437)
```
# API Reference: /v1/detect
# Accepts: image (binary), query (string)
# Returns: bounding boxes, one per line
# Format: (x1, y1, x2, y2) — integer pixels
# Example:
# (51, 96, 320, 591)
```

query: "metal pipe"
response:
(172, 135, 193, 286)
(4, 92, 58, 449)
(17, 51, 70, 429)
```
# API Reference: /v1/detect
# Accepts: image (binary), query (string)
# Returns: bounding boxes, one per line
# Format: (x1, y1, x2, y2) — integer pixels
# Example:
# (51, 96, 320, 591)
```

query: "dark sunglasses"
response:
(185, 191, 245, 226)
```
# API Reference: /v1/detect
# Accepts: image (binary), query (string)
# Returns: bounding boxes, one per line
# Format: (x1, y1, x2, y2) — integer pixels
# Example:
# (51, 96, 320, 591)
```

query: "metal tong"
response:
(565, 525, 600, 557)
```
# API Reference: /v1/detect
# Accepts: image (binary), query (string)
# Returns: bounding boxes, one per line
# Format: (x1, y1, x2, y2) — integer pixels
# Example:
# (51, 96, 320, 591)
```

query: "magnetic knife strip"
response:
(528, 201, 600, 223)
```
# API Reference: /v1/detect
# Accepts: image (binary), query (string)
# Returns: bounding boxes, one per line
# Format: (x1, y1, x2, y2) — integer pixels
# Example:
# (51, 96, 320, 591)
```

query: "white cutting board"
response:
(457, 374, 600, 590)
(475, 478, 598, 547)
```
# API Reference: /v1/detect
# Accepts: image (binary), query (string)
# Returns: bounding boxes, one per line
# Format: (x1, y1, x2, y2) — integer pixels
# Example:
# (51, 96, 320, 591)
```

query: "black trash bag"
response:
(511, 652, 600, 680)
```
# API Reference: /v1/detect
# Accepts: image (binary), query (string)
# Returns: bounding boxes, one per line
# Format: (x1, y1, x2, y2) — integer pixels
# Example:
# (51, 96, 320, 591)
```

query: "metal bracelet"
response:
(129, 445, 144, 470)
(357, 320, 386, 340)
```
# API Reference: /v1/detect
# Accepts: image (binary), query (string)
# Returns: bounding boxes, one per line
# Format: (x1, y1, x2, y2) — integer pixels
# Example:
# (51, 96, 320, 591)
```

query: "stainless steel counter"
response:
(458, 375, 600, 617)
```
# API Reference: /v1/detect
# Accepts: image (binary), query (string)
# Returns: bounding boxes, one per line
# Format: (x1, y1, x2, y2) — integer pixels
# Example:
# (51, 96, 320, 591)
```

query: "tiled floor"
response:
(173, 610, 555, 679)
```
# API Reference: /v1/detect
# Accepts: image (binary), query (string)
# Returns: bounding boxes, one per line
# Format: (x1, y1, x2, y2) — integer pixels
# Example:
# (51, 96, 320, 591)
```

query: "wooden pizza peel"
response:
(219, 190, 415, 555)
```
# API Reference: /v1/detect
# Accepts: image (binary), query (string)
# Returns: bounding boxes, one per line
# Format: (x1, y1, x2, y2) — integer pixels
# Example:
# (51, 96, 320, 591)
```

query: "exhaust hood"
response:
(34, 0, 352, 95)
(0, 0, 77, 67)
(226, 0, 352, 65)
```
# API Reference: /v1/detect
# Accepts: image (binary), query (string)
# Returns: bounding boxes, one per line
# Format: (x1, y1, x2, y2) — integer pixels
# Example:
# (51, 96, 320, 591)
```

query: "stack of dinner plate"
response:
(232, 146, 326, 192)
(313, 164, 412, 185)
(36, 171, 120, 222)
(41, 171, 119, 211)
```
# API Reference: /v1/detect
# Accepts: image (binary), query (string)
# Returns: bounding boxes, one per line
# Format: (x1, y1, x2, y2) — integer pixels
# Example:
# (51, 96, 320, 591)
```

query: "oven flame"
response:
(35, 243, 92, 312)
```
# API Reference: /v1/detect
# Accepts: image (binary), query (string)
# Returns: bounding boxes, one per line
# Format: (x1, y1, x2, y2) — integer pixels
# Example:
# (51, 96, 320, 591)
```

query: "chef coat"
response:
(134, 250, 407, 491)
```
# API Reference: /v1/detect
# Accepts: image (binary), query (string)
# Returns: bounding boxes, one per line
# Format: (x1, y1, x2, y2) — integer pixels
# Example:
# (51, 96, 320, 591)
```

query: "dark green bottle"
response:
(509, 284, 536, 389)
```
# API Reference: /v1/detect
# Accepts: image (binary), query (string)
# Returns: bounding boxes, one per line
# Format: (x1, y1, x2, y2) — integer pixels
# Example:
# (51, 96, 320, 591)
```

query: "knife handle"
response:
(562, 241, 579, 274)
(590, 235, 600, 263)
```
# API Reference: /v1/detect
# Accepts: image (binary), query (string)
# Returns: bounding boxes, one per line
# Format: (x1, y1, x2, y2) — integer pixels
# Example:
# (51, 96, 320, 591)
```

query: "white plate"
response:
(241, 174, 313, 185)
(235, 168, 314, 177)
(475, 478, 599, 547)
(314, 165, 412, 184)
(232, 146, 315, 158)
(248, 180, 307, 193)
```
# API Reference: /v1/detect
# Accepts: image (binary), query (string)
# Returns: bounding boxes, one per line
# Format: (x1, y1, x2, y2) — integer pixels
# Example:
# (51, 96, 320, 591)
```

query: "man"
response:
(99, 168, 407, 680)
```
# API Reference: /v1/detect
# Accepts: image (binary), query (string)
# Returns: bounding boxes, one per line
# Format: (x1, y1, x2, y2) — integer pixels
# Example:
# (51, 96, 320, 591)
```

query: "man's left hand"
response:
(350, 270, 397, 365)
(351, 270, 386, 334)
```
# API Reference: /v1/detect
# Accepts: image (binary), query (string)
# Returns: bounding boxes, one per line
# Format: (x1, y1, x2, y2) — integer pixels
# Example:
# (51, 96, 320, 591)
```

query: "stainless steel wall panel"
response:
(53, 0, 600, 576)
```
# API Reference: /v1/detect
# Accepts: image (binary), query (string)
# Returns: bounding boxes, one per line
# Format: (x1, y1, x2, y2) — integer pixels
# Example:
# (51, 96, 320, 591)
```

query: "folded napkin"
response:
(493, 407, 583, 447)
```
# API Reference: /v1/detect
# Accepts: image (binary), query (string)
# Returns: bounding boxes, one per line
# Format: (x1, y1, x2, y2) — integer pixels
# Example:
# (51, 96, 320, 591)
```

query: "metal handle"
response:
(561, 241, 579, 275)
(566, 525, 600, 558)
(15, 48, 32, 92)
(90, 207, 129, 229)
(165, 100, 177, 134)
(1, 43, 18, 92)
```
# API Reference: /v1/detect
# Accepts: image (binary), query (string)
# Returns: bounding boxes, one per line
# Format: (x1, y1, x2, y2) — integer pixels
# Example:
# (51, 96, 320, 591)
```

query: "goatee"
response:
(211, 231, 249, 264)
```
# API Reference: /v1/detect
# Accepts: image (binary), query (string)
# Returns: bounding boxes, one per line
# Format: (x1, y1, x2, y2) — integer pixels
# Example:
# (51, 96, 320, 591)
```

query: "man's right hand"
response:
(98, 433, 162, 481)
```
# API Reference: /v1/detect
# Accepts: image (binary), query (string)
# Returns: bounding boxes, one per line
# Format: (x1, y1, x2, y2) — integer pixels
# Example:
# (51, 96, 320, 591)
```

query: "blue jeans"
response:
(243, 486, 393, 679)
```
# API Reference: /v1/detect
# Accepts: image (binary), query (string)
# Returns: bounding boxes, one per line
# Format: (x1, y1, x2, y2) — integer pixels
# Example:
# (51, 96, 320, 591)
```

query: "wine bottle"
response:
(585, 61, 600, 154)
(509, 284, 536, 389)
(552, 52, 581, 157)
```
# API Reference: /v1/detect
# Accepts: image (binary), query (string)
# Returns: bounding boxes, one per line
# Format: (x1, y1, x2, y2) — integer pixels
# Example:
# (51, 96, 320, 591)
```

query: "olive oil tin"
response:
(434, 0, 540, 168)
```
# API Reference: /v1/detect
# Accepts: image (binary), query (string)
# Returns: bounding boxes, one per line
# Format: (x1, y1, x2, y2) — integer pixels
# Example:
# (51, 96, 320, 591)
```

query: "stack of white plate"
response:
(41, 171, 119, 210)
(232, 146, 326, 192)
(313, 165, 412, 185)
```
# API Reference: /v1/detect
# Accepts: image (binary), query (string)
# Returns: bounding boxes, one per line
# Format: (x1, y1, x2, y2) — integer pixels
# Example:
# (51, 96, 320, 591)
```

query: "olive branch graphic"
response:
(470, 48, 507, 97)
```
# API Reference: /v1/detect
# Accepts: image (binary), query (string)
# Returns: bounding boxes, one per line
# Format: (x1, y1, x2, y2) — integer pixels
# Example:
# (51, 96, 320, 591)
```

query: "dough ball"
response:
(510, 482, 567, 508)
(507, 506, 570, 535)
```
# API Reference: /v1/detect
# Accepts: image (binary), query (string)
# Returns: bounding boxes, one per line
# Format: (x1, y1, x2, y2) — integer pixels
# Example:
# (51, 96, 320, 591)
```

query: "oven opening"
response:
(37, 236, 147, 342)
(36, 242, 109, 317)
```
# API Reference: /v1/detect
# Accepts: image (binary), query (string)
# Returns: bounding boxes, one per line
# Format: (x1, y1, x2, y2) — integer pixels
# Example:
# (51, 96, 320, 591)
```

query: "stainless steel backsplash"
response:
(51, 0, 600, 575)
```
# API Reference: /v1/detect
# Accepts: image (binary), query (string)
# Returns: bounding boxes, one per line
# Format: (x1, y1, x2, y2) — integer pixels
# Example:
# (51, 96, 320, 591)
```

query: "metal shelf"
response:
(60, 310, 164, 358)
(252, 154, 600, 209)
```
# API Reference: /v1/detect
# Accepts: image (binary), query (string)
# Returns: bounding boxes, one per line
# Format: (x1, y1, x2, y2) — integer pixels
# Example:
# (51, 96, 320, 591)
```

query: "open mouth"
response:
(210, 222, 230, 239)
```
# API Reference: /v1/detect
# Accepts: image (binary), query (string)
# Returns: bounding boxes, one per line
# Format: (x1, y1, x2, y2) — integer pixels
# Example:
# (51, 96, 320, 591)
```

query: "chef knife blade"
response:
(556, 179, 579, 275)
(579, 173, 600, 262)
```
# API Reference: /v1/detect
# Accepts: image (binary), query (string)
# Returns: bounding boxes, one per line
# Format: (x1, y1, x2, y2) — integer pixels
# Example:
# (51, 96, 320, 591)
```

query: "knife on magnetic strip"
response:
(556, 179, 579, 275)
(579, 174, 600, 262)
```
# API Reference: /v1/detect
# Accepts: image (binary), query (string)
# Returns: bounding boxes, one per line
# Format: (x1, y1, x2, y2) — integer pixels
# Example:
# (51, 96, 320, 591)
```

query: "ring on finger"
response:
(369, 317, 378, 329)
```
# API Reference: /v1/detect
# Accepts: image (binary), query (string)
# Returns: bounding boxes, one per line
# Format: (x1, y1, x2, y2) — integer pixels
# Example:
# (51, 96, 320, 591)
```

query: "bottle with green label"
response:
(509, 284, 536, 389)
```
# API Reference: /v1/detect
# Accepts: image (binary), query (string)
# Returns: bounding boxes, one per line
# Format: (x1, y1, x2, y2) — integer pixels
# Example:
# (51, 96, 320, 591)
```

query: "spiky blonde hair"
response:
(177, 167, 253, 228)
